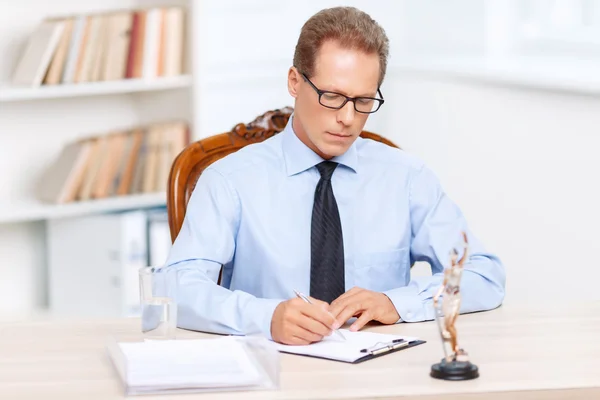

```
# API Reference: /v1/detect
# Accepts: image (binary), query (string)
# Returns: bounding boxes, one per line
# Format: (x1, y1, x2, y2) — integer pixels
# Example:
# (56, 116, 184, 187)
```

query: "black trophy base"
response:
(430, 358, 479, 381)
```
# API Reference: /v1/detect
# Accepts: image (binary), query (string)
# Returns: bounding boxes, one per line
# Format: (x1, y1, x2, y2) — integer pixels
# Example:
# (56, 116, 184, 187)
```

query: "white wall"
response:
(380, 72, 600, 306)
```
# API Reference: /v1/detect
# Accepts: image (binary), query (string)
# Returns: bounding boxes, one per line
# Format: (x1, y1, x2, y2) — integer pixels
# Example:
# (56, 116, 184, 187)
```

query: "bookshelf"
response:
(0, 1, 193, 216)
(0, 75, 192, 102)
(0, 0, 198, 318)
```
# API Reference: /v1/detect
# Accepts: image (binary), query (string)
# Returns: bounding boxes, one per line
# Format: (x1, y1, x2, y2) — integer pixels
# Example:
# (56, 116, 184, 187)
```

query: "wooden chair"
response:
(167, 106, 398, 242)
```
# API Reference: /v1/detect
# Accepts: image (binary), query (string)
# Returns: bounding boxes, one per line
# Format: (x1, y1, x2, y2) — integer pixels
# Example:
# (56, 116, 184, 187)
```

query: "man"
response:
(165, 7, 505, 345)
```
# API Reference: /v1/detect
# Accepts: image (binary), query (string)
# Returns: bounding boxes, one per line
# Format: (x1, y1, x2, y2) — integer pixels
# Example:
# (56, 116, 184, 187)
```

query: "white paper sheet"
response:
(274, 329, 420, 362)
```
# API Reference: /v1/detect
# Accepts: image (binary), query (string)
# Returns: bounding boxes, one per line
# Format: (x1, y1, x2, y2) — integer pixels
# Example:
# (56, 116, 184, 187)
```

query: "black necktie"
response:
(310, 161, 345, 304)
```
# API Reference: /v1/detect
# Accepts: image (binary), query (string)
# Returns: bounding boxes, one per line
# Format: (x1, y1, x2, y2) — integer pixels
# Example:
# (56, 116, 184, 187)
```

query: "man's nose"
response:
(336, 101, 356, 126)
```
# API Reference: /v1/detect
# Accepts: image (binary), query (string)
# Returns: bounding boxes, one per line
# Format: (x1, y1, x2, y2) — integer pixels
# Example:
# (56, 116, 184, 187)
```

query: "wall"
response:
(381, 72, 600, 306)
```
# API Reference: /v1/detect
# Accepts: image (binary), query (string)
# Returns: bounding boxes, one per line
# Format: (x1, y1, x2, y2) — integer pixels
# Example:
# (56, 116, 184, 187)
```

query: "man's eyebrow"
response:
(327, 87, 378, 97)
(358, 90, 378, 98)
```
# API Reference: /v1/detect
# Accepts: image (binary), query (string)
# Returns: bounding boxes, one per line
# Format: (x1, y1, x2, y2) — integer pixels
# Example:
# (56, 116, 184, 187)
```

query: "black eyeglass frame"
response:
(301, 73, 385, 114)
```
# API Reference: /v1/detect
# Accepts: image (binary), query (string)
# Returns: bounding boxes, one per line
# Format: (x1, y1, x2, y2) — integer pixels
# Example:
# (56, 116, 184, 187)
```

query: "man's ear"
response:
(287, 66, 301, 98)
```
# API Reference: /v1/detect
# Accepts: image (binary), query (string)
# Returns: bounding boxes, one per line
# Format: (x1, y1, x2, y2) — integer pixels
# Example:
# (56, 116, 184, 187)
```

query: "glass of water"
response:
(139, 266, 178, 339)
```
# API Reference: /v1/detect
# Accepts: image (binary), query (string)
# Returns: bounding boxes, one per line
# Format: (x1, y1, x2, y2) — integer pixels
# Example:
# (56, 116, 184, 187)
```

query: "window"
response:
(516, 0, 600, 56)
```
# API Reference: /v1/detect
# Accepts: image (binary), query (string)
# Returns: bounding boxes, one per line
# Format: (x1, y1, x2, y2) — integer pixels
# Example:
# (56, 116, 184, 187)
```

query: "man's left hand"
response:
(329, 287, 400, 332)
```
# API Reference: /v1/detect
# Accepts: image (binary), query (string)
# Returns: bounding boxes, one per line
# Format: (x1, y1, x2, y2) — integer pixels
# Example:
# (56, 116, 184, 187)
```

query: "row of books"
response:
(12, 6, 186, 87)
(38, 121, 190, 204)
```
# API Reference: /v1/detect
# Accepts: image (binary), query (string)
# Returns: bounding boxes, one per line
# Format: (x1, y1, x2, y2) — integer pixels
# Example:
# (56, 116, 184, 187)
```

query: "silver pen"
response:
(294, 290, 346, 341)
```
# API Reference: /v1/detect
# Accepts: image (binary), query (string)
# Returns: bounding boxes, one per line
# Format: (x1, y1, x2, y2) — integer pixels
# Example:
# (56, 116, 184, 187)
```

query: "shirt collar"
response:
(281, 115, 359, 176)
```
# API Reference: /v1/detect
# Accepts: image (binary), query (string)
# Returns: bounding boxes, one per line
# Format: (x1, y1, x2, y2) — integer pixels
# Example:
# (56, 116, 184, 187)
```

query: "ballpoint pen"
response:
(293, 290, 346, 341)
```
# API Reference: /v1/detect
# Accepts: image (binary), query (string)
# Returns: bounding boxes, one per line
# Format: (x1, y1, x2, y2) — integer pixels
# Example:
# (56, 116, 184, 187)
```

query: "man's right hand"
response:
(270, 297, 341, 345)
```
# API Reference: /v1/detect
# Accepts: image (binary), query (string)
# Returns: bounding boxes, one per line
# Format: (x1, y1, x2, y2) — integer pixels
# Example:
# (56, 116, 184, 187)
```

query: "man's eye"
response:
(323, 93, 342, 101)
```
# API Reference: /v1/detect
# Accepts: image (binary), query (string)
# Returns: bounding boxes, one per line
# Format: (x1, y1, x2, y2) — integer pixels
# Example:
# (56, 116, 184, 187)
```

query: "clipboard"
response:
(352, 338, 426, 364)
(274, 330, 426, 364)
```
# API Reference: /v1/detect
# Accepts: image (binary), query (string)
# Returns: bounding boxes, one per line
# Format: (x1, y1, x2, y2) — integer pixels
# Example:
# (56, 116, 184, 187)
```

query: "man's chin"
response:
(317, 143, 351, 159)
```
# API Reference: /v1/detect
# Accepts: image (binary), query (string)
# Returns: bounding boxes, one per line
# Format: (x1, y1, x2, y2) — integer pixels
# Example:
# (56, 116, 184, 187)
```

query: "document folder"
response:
(274, 329, 425, 363)
(107, 335, 279, 396)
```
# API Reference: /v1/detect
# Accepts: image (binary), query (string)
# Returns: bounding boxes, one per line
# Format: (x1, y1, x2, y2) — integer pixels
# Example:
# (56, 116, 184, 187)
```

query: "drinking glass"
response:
(139, 266, 178, 339)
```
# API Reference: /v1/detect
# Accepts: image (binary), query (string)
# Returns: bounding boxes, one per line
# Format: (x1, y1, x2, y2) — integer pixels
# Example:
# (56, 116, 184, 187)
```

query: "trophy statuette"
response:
(430, 232, 479, 381)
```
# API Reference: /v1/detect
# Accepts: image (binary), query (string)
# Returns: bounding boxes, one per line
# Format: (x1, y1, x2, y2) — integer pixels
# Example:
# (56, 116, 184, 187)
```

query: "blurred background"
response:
(0, 0, 598, 320)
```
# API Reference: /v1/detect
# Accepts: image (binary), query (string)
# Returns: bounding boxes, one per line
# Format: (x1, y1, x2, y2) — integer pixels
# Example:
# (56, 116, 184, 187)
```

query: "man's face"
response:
(288, 40, 381, 159)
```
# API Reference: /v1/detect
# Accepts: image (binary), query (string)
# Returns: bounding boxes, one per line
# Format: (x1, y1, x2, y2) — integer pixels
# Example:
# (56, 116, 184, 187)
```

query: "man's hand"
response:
(271, 297, 340, 345)
(329, 287, 400, 332)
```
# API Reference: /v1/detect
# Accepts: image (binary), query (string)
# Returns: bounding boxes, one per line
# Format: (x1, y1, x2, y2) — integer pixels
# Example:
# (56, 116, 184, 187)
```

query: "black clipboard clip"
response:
(360, 339, 409, 355)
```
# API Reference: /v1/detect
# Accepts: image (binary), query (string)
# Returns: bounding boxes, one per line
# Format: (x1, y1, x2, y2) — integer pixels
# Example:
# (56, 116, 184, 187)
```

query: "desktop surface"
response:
(0, 302, 598, 399)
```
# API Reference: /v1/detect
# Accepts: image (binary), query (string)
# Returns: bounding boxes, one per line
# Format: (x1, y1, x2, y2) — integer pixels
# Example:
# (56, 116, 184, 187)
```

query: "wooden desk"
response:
(1, 303, 598, 399)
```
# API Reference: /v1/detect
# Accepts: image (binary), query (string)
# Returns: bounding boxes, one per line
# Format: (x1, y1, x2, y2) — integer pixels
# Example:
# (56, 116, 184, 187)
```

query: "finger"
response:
(330, 287, 362, 308)
(350, 311, 373, 332)
(335, 302, 366, 326)
(296, 312, 334, 337)
(329, 293, 359, 318)
(288, 306, 331, 337)
(289, 336, 311, 345)
(280, 334, 311, 346)
(289, 322, 324, 343)
(299, 302, 338, 330)
(329, 291, 366, 319)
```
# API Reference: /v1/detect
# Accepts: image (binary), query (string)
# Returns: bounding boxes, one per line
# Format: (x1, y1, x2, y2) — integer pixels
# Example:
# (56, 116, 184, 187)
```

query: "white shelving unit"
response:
(0, 75, 192, 102)
(0, 0, 198, 318)
(0, 192, 167, 224)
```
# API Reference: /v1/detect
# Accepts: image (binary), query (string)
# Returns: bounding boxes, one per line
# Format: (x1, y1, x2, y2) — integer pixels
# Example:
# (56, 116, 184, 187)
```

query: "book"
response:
(142, 8, 162, 79)
(102, 12, 133, 81)
(37, 139, 93, 203)
(43, 18, 75, 85)
(89, 15, 109, 82)
(13, 6, 187, 87)
(78, 135, 108, 201)
(61, 15, 87, 84)
(11, 20, 66, 86)
(141, 124, 162, 193)
(75, 14, 104, 83)
(92, 132, 127, 199)
(117, 129, 144, 196)
(38, 121, 190, 204)
(161, 7, 185, 76)
(125, 11, 146, 79)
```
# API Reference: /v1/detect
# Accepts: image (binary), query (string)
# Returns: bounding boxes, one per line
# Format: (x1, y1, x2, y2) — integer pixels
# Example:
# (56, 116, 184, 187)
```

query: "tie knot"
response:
(316, 161, 338, 180)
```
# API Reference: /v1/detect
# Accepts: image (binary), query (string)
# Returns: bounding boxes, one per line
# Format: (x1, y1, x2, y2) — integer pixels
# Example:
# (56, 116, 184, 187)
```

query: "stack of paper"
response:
(107, 337, 275, 395)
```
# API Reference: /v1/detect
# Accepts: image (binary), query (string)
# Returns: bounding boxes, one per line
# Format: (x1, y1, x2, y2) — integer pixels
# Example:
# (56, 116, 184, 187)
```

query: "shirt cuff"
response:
(244, 297, 285, 340)
(383, 286, 430, 322)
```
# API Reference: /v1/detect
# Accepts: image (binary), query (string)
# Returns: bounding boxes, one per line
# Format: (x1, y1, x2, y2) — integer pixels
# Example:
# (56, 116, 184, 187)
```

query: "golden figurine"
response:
(430, 232, 479, 380)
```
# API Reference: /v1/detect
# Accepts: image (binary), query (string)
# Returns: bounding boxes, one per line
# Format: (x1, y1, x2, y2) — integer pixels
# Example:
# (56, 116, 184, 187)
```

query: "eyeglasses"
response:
(301, 73, 385, 114)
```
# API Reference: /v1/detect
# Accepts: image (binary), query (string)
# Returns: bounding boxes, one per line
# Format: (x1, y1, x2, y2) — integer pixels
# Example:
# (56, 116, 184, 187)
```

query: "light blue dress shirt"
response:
(165, 117, 506, 339)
